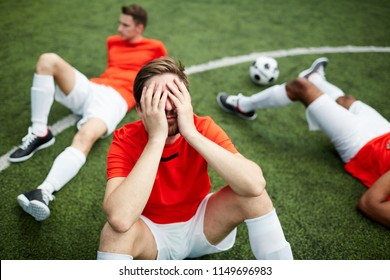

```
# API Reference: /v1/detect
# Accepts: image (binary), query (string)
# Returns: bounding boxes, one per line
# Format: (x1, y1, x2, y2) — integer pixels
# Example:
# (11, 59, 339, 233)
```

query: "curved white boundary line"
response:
(1, 45, 390, 172)
(185, 45, 390, 75)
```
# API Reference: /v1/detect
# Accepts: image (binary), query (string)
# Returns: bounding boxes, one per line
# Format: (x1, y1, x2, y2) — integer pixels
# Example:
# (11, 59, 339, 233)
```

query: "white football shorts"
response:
(54, 68, 128, 137)
(140, 193, 237, 260)
(306, 94, 390, 163)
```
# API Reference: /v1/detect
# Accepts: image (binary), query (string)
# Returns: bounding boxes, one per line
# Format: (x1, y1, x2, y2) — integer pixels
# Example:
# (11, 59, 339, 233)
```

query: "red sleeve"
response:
(106, 123, 147, 181)
(196, 116, 238, 154)
(106, 129, 131, 181)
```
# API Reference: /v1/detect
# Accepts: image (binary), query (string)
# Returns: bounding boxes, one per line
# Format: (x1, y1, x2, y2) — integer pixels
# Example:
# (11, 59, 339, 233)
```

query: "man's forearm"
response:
(104, 139, 165, 231)
(185, 131, 265, 196)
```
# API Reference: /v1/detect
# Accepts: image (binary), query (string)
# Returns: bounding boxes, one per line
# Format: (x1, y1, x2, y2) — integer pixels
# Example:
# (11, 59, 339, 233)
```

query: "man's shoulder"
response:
(106, 35, 122, 42)
(194, 114, 214, 125)
(141, 37, 166, 47)
(116, 120, 143, 133)
(106, 35, 166, 49)
(143, 37, 164, 42)
(114, 120, 145, 141)
(194, 115, 219, 132)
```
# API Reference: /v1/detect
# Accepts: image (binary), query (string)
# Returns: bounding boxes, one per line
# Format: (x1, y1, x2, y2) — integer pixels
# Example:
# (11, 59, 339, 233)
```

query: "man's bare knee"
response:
(229, 188, 274, 220)
(71, 119, 107, 155)
(336, 95, 356, 109)
(99, 220, 157, 259)
(286, 77, 309, 91)
(36, 53, 61, 75)
(286, 78, 323, 105)
(72, 130, 99, 155)
(99, 221, 137, 255)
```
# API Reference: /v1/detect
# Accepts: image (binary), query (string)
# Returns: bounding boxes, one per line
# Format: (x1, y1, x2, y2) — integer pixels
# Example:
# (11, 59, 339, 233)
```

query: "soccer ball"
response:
(249, 56, 279, 85)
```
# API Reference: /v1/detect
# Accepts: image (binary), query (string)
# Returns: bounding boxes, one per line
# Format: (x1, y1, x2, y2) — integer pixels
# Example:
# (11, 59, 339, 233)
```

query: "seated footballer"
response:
(97, 57, 293, 260)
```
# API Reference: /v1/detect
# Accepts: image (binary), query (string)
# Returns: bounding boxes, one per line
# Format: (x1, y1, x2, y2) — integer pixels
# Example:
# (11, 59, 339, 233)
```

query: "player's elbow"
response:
(357, 191, 377, 214)
(104, 206, 135, 233)
(248, 167, 267, 196)
(240, 174, 266, 197)
(251, 176, 267, 197)
(357, 193, 390, 228)
(106, 214, 133, 233)
(357, 194, 369, 213)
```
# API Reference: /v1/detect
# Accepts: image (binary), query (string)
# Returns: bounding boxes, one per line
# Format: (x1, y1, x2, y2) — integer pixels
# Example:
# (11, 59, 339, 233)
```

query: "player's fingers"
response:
(139, 85, 148, 111)
(144, 81, 156, 110)
(167, 90, 179, 108)
(175, 78, 189, 95)
(172, 78, 191, 102)
(159, 90, 169, 110)
(166, 81, 184, 102)
(152, 83, 163, 109)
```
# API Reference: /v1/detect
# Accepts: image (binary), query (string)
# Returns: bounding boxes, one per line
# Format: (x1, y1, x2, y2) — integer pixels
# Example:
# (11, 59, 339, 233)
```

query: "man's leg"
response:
(38, 118, 107, 192)
(9, 53, 76, 162)
(298, 57, 345, 101)
(52, 117, 108, 182)
(290, 78, 371, 163)
(240, 84, 293, 111)
(204, 186, 293, 260)
(17, 118, 107, 221)
(98, 219, 158, 260)
(229, 74, 323, 111)
(216, 84, 292, 120)
(216, 57, 341, 118)
(216, 78, 321, 119)
(308, 73, 345, 101)
(38, 83, 127, 195)
(285, 77, 323, 105)
(32, 53, 76, 132)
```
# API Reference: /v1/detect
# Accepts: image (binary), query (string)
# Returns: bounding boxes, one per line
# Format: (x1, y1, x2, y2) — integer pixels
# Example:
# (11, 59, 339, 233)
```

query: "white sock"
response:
(38, 147, 86, 194)
(308, 73, 345, 100)
(245, 208, 293, 260)
(238, 84, 292, 112)
(31, 74, 55, 136)
(97, 251, 133, 260)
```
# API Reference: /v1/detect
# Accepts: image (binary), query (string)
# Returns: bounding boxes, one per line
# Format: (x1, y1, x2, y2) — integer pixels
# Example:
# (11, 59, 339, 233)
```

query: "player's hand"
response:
(139, 81, 168, 141)
(167, 78, 197, 139)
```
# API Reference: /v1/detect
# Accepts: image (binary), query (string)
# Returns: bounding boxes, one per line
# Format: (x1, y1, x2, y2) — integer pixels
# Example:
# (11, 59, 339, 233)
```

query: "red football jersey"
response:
(90, 35, 167, 110)
(106, 115, 238, 224)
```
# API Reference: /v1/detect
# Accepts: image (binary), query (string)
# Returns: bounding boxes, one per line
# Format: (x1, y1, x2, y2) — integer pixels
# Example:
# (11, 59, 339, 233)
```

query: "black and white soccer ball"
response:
(249, 56, 279, 85)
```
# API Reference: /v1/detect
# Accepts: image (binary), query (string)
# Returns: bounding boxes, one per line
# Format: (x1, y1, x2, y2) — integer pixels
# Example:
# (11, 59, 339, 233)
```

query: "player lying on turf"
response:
(10, 4, 167, 221)
(217, 57, 390, 228)
(97, 57, 294, 260)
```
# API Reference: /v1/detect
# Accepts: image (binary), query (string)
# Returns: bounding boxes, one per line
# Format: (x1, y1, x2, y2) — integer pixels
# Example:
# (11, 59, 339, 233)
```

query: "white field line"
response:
(1, 45, 389, 172)
(184, 45, 390, 75)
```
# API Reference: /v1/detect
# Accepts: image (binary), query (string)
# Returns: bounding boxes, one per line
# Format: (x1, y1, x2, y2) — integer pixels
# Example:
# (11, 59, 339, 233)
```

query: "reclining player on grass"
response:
(217, 57, 390, 228)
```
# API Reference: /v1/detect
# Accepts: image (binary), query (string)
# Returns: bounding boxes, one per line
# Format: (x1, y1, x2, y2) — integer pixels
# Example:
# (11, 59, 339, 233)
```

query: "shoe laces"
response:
(41, 189, 55, 205)
(226, 93, 243, 108)
(20, 127, 38, 150)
